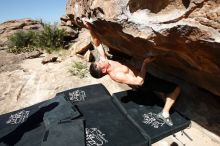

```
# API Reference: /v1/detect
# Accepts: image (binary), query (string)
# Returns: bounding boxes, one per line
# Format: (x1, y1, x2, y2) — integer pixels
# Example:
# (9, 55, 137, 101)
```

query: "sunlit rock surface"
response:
(64, 0, 220, 96)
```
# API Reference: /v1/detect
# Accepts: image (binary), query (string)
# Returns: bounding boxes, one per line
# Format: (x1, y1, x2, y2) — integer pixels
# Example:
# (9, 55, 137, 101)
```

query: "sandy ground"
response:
(0, 50, 219, 146)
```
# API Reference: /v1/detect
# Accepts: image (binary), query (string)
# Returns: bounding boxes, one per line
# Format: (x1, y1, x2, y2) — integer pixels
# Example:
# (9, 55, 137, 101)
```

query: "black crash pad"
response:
(0, 83, 191, 146)
(57, 84, 149, 146)
(112, 90, 191, 143)
(41, 119, 85, 146)
(0, 96, 82, 146)
(56, 83, 111, 104)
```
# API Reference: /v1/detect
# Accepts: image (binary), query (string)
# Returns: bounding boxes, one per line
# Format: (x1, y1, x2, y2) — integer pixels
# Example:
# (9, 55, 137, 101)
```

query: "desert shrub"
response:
(35, 24, 66, 52)
(8, 46, 35, 54)
(8, 30, 36, 53)
(8, 22, 66, 54)
(68, 61, 88, 78)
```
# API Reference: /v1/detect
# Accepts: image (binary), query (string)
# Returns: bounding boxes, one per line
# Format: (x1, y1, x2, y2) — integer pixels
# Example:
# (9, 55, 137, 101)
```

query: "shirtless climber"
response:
(82, 18, 181, 126)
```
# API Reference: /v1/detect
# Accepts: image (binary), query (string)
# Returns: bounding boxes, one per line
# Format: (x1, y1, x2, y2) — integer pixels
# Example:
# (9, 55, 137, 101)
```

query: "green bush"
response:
(8, 22, 66, 54)
(68, 61, 88, 78)
(35, 24, 66, 52)
(8, 30, 36, 53)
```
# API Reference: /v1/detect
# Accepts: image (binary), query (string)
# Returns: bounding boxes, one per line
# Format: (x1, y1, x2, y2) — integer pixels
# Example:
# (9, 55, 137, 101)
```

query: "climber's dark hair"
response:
(89, 62, 105, 78)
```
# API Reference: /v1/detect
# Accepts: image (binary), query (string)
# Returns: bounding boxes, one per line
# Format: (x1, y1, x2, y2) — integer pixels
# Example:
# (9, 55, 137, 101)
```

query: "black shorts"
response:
(141, 73, 177, 94)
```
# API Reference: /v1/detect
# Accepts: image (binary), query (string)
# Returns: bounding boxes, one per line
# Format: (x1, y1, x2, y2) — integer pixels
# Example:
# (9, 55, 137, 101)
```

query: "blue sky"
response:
(0, 0, 67, 23)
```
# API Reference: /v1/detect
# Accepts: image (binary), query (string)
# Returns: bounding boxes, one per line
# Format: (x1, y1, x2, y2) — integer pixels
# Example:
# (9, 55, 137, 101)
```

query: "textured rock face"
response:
(65, 0, 220, 96)
(0, 18, 43, 49)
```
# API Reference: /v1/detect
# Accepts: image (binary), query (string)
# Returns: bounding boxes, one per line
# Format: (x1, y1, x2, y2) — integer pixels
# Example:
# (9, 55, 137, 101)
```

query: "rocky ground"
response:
(0, 50, 219, 146)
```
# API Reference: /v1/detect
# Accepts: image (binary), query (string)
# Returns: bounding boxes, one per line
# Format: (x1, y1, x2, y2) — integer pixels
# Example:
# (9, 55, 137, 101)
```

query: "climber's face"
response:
(96, 59, 109, 73)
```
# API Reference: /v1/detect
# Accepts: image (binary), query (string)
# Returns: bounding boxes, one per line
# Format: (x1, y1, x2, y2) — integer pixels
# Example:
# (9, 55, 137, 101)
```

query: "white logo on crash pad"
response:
(68, 90, 86, 102)
(6, 110, 30, 124)
(142, 112, 165, 128)
(86, 128, 108, 146)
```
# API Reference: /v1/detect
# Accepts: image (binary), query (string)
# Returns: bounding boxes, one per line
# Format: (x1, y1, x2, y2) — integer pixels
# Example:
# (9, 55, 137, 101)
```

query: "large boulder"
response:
(0, 18, 43, 49)
(64, 0, 220, 96)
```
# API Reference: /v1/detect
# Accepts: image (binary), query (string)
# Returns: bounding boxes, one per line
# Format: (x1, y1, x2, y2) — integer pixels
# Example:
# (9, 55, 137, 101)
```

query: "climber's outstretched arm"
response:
(82, 18, 107, 59)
